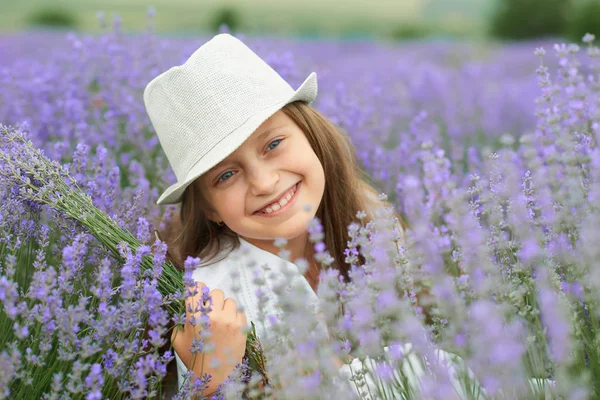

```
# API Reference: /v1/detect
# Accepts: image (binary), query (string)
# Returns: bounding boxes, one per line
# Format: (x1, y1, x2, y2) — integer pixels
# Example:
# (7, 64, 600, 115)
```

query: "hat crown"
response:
(143, 34, 295, 183)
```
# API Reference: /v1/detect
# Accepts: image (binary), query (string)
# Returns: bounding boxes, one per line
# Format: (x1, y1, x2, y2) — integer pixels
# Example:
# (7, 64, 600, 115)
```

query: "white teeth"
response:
(258, 183, 298, 214)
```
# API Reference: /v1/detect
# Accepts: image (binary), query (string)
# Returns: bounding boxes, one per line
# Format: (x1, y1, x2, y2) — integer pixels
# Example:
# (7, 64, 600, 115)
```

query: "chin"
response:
(241, 219, 311, 242)
(268, 224, 309, 241)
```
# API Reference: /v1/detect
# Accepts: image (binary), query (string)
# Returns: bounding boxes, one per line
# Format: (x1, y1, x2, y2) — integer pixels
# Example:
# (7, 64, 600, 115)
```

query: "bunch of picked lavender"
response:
(0, 124, 268, 398)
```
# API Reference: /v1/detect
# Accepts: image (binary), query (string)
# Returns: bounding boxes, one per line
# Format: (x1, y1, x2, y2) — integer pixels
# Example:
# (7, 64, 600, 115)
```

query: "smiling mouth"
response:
(253, 182, 301, 216)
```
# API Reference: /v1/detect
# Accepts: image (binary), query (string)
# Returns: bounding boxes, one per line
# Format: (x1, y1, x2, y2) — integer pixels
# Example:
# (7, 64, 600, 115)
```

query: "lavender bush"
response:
(0, 124, 268, 398)
(2, 10, 600, 399)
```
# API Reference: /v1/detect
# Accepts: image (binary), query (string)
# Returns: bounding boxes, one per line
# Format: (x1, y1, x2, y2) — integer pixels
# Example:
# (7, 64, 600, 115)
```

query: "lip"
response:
(253, 182, 301, 217)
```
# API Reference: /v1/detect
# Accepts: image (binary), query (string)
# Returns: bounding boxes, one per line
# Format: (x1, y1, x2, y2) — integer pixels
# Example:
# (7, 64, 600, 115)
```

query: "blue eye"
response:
(267, 139, 281, 151)
(218, 171, 235, 183)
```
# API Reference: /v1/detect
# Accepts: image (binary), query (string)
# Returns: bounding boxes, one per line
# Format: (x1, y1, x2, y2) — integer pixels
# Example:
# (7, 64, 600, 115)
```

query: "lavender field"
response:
(1, 20, 600, 399)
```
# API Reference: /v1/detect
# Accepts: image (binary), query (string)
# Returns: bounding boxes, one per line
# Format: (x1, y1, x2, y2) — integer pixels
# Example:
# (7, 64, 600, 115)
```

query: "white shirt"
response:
(174, 236, 321, 392)
(173, 236, 555, 399)
(172, 235, 448, 398)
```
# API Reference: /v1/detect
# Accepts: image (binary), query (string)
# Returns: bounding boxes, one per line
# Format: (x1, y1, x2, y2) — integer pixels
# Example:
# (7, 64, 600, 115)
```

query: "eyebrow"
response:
(208, 125, 286, 174)
(256, 125, 285, 143)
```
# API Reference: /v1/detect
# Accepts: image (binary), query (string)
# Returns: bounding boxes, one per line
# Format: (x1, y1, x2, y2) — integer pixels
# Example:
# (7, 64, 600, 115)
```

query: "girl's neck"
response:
(242, 232, 312, 264)
(241, 233, 320, 294)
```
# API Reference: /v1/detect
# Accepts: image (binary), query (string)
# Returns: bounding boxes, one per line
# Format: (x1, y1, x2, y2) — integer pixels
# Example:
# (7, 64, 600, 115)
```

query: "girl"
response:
(144, 33, 403, 396)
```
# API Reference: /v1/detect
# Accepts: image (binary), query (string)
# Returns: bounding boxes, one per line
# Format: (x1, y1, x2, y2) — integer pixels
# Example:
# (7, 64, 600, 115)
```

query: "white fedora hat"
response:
(143, 33, 318, 205)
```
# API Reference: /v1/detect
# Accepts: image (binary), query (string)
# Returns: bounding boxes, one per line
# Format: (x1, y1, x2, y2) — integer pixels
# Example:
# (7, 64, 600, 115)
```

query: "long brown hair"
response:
(160, 101, 403, 282)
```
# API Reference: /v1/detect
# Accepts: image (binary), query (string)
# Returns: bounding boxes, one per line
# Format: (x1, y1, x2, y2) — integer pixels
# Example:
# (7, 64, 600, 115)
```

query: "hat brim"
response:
(156, 71, 318, 205)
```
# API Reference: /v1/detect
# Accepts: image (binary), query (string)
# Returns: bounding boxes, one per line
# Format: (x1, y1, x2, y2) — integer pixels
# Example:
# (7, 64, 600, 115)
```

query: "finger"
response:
(185, 280, 206, 301)
(222, 297, 237, 314)
(208, 289, 225, 311)
(185, 281, 206, 312)
(185, 281, 207, 324)
(236, 304, 248, 328)
(222, 298, 247, 328)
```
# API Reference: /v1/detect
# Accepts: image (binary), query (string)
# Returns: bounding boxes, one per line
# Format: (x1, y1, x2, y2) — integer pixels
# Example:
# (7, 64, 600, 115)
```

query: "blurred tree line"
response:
(23, 0, 600, 42)
(490, 0, 600, 42)
(25, 5, 239, 33)
(23, 4, 433, 40)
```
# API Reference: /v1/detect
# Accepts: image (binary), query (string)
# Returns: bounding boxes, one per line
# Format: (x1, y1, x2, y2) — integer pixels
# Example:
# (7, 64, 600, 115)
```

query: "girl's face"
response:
(199, 110, 325, 243)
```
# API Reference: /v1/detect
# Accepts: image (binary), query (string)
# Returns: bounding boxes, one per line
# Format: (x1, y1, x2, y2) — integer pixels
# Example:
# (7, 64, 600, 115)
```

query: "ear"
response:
(206, 210, 221, 224)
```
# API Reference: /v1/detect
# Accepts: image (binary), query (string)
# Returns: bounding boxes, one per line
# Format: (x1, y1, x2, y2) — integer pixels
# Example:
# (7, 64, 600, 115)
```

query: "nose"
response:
(248, 165, 279, 196)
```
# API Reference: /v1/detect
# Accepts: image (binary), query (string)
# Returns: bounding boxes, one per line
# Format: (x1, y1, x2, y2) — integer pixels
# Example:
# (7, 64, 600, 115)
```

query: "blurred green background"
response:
(0, 0, 490, 38)
(0, 0, 599, 42)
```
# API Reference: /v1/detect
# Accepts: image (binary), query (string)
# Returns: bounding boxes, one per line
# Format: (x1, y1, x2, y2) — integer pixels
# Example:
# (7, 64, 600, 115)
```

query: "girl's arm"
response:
(171, 281, 248, 396)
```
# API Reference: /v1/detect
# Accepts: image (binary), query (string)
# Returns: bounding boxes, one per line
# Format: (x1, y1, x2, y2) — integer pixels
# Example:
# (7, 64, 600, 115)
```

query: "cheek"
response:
(316, 167, 326, 201)
(305, 153, 325, 197)
(295, 145, 322, 175)
(309, 151, 324, 179)
(211, 189, 245, 217)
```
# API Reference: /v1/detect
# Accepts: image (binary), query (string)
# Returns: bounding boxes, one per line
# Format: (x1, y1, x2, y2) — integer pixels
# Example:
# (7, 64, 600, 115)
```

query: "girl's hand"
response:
(172, 281, 248, 395)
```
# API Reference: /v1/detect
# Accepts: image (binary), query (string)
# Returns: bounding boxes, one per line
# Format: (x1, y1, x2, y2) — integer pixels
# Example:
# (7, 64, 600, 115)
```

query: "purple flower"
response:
(538, 280, 572, 364)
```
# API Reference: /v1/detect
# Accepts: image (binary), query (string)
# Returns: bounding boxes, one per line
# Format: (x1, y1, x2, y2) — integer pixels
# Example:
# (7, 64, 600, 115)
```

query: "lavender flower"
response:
(3, 17, 600, 398)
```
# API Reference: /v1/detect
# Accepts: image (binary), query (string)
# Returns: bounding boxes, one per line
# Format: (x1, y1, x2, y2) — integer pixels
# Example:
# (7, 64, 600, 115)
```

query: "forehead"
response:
(253, 110, 291, 138)
(207, 111, 292, 170)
